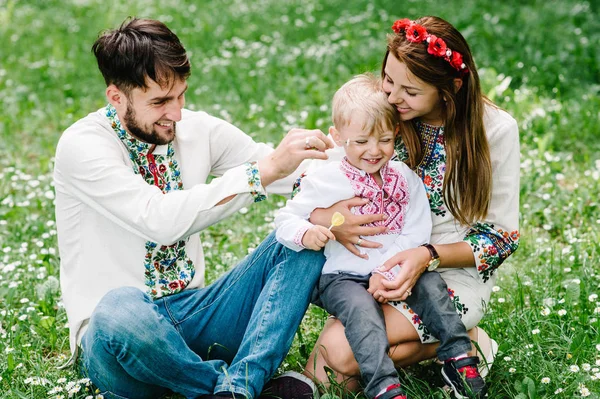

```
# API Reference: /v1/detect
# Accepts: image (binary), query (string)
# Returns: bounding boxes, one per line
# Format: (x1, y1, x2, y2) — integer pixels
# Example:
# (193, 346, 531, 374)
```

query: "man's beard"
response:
(123, 105, 176, 145)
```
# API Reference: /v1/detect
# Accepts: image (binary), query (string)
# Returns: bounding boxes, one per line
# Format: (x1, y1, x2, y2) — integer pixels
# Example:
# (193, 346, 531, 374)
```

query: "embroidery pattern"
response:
(394, 121, 520, 280)
(339, 158, 409, 233)
(106, 105, 194, 299)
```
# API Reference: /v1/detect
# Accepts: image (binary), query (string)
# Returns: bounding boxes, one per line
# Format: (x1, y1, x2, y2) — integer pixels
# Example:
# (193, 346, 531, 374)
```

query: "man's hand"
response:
(302, 225, 336, 251)
(258, 129, 334, 187)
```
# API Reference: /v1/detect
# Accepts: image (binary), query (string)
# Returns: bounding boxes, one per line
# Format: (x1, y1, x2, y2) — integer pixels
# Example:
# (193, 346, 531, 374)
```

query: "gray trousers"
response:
(313, 273, 399, 398)
(313, 271, 473, 398)
(403, 271, 472, 361)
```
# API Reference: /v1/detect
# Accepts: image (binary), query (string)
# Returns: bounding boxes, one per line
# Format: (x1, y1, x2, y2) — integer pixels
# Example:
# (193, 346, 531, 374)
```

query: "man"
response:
(54, 17, 333, 399)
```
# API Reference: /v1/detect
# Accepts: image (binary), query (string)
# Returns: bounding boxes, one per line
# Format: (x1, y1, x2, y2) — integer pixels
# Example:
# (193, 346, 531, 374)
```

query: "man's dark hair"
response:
(92, 17, 191, 92)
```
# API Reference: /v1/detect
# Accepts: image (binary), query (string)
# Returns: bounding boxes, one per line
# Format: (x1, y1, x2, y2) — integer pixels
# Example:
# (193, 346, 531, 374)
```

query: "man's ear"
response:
(453, 77, 463, 93)
(106, 84, 127, 110)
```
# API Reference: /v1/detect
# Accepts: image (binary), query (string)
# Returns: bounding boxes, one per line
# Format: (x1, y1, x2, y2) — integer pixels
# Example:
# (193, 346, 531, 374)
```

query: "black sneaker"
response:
(258, 371, 319, 399)
(441, 356, 487, 398)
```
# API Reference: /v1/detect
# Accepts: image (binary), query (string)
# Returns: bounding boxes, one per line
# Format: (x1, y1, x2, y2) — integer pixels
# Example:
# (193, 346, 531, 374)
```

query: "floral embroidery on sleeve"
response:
(464, 222, 520, 282)
(291, 172, 306, 199)
(245, 161, 267, 203)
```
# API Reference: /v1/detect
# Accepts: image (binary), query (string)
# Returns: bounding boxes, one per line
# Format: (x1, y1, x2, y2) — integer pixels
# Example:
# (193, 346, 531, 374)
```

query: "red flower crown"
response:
(391, 19, 469, 75)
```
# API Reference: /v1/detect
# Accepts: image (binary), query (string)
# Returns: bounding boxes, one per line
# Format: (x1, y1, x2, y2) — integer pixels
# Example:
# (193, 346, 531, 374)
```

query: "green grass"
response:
(1, 0, 599, 397)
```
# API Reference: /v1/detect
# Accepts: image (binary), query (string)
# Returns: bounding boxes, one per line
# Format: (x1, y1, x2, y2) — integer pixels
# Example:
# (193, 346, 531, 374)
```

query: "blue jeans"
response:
(404, 271, 472, 361)
(79, 232, 325, 399)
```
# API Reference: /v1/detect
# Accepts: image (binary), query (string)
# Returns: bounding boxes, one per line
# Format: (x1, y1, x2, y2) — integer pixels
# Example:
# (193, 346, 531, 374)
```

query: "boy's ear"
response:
(329, 126, 341, 144)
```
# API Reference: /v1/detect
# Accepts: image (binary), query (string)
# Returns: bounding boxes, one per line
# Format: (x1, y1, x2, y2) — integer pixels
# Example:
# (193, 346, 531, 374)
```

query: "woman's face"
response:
(382, 53, 444, 126)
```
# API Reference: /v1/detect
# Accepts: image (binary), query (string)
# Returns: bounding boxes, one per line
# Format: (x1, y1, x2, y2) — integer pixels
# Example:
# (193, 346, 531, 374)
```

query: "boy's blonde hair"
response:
(332, 73, 398, 134)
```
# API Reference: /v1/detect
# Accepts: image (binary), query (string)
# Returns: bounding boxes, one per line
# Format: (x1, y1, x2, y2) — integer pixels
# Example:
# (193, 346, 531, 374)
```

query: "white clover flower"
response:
(531, 329, 540, 335)
(18, 314, 27, 321)
(554, 388, 563, 394)
(57, 377, 67, 384)
(67, 384, 81, 395)
(5, 347, 14, 354)
(492, 286, 500, 292)
(497, 298, 505, 303)
(504, 356, 512, 361)
(589, 294, 598, 302)
(582, 363, 591, 371)
(579, 384, 590, 397)
(541, 377, 550, 384)
(557, 309, 567, 316)
(571, 364, 580, 372)
(509, 367, 516, 373)
(543, 298, 556, 307)
(541, 307, 551, 316)
(596, 344, 600, 351)
(48, 386, 64, 394)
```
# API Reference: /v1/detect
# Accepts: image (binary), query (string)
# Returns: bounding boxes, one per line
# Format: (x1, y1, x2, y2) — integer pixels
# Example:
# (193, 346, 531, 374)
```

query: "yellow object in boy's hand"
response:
(328, 212, 345, 230)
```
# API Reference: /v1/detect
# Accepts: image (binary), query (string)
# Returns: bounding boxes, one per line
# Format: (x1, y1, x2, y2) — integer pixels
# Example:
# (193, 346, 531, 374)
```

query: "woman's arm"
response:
(374, 241, 473, 302)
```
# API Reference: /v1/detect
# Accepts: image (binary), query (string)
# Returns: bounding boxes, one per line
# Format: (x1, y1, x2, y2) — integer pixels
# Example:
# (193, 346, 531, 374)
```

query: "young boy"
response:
(275, 74, 486, 399)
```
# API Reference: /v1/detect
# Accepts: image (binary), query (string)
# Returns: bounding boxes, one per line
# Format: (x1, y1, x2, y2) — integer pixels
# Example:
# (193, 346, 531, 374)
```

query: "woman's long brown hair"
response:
(382, 16, 493, 226)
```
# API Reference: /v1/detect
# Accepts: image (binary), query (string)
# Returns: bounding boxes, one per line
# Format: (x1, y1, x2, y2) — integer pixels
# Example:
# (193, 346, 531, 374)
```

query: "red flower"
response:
(449, 51, 464, 71)
(487, 246, 498, 256)
(168, 280, 181, 290)
(392, 19, 411, 33)
(423, 175, 433, 186)
(158, 164, 167, 173)
(406, 23, 427, 42)
(427, 35, 447, 57)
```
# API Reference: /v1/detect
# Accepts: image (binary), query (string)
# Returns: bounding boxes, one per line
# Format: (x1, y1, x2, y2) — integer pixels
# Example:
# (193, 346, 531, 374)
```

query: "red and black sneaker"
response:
(442, 356, 488, 398)
(374, 383, 407, 399)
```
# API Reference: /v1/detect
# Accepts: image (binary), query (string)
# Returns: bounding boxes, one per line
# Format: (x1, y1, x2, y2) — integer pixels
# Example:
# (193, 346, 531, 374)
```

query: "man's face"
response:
(120, 78, 188, 145)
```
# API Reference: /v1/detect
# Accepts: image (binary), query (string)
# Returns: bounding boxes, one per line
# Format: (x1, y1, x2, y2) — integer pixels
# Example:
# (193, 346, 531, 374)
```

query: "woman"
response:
(304, 16, 520, 397)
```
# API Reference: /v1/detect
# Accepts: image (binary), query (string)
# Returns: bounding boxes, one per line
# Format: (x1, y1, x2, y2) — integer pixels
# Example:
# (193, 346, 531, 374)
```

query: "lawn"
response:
(1, 0, 599, 398)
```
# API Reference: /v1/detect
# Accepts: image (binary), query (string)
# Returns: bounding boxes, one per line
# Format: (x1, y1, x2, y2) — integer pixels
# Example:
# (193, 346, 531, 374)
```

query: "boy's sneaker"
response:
(258, 371, 319, 399)
(374, 383, 408, 399)
(441, 356, 487, 398)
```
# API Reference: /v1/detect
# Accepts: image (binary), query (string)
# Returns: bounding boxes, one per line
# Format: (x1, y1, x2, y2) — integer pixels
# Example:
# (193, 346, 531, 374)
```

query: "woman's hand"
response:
(374, 246, 431, 302)
(309, 197, 387, 258)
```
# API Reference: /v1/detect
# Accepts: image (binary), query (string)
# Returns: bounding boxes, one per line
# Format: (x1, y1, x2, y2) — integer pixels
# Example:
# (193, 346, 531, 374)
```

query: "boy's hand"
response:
(302, 225, 336, 251)
(367, 273, 388, 303)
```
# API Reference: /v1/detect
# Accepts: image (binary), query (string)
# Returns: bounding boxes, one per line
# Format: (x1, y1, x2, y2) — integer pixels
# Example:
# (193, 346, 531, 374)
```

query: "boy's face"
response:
(331, 113, 396, 175)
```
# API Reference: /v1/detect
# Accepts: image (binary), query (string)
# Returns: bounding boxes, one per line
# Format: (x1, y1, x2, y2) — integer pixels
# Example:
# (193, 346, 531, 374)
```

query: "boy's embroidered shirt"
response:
(339, 158, 410, 233)
(394, 107, 521, 283)
(275, 158, 432, 277)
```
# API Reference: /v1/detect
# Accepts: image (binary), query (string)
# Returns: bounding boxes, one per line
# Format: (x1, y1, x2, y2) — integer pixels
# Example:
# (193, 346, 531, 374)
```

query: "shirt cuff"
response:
(293, 225, 310, 249)
(245, 161, 267, 203)
(464, 222, 520, 283)
(372, 265, 401, 281)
